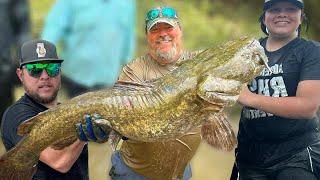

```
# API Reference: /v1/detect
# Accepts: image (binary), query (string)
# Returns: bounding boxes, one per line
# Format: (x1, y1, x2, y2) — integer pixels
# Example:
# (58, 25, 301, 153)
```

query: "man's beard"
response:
(155, 44, 178, 64)
(25, 85, 59, 104)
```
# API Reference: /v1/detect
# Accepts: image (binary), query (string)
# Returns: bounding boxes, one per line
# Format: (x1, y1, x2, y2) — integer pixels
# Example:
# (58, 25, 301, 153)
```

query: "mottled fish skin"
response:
(0, 37, 268, 179)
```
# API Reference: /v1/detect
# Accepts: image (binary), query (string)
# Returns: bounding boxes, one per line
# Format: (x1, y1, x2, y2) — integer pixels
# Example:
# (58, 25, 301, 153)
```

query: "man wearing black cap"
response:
(230, 0, 320, 179)
(0, 40, 88, 179)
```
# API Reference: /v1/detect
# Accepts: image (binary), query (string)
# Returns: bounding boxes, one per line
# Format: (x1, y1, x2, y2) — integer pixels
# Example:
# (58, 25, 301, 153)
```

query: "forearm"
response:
(39, 139, 86, 173)
(246, 94, 318, 119)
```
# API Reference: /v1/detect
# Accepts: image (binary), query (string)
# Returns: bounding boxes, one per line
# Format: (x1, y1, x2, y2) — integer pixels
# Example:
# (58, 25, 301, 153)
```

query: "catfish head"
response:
(195, 37, 269, 107)
(196, 36, 269, 82)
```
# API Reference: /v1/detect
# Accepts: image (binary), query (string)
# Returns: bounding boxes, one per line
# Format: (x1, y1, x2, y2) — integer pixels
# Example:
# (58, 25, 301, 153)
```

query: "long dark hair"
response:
(259, 10, 309, 36)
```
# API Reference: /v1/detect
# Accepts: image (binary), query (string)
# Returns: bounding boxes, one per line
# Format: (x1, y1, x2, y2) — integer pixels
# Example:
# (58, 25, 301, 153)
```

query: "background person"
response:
(0, 0, 31, 120)
(234, 0, 320, 179)
(1, 40, 88, 180)
(41, 0, 136, 97)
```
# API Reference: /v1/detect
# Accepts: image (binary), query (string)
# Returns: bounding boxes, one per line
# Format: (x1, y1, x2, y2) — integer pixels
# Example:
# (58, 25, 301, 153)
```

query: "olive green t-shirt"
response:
(118, 51, 202, 180)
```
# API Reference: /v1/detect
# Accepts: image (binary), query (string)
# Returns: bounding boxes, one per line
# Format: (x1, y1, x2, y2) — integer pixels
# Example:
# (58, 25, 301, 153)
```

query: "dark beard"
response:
(25, 86, 59, 104)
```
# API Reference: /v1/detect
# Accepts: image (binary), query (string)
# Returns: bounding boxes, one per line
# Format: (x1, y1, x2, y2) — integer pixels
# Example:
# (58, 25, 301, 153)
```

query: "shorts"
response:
(237, 141, 320, 180)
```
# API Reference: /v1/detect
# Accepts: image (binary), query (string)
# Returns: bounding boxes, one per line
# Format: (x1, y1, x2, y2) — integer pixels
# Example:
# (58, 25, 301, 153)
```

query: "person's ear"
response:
(300, 11, 305, 24)
(16, 68, 24, 82)
(262, 17, 266, 26)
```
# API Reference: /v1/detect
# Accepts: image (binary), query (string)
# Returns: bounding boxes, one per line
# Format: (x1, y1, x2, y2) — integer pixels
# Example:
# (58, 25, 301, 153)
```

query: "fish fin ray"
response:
(17, 118, 36, 136)
(201, 113, 237, 151)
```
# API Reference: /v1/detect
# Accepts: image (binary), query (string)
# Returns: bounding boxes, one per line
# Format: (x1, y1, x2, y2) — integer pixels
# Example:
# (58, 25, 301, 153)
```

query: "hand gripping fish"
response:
(0, 37, 269, 179)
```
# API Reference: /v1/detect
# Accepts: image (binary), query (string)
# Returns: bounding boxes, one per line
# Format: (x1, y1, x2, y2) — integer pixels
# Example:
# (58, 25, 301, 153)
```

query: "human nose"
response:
(158, 28, 169, 36)
(278, 9, 287, 17)
(39, 69, 50, 80)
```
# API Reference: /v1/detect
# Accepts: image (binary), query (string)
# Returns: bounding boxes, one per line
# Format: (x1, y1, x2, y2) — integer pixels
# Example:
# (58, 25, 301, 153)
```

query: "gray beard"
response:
(155, 44, 177, 64)
(25, 86, 59, 104)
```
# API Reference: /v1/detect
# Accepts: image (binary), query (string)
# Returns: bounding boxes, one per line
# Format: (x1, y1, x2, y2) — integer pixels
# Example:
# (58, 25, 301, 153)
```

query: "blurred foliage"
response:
(29, 0, 53, 38)
(197, 0, 320, 40)
(29, 0, 319, 56)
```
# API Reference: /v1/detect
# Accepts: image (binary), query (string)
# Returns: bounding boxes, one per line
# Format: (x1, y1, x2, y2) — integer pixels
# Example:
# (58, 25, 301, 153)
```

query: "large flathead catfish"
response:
(0, 37, 268, 179)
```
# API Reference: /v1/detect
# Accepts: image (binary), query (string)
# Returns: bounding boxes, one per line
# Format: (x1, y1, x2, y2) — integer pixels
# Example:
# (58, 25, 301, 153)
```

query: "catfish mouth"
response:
(202, 91, 239, 108)
(206, 91, 238, 97)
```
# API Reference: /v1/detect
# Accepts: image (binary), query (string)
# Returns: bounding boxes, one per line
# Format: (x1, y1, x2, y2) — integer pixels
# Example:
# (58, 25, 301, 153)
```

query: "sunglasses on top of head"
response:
(145, 7, 178, 23)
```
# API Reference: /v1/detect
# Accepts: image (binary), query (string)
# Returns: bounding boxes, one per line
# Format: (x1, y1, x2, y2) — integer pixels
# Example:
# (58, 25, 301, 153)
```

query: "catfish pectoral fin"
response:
(201, 113, 237, 151)
(17, 118, 36, 136)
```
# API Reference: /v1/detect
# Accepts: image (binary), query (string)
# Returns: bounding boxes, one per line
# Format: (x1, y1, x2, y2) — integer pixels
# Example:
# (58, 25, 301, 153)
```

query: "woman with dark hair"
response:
(232, 0, 320, 179)
(258, 0, 308, 36)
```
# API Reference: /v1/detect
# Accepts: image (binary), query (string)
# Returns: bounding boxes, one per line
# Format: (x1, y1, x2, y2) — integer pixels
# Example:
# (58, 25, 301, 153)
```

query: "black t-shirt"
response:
(0, 94, 88, 180)
(237, 37, 320, 167)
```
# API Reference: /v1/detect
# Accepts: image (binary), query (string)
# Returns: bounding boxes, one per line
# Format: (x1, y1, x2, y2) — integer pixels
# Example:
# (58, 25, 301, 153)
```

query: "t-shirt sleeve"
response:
(300, 41, 320, 80)
(118, 57, 147, 83)
(1, 105, 38, 150)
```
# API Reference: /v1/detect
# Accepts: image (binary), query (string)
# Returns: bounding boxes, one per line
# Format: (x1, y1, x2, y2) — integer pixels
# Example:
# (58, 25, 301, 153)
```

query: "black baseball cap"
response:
(19, 39, 63, 67)
(263, 0, 304, 10)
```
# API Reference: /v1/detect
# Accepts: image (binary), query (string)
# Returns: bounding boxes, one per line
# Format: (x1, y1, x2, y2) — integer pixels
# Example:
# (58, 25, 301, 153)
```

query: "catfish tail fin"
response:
(0, 138, 38, 180)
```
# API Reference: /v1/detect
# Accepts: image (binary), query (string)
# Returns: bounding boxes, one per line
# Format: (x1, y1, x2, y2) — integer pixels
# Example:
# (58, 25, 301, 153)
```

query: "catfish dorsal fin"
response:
(17, 116, 39, 136)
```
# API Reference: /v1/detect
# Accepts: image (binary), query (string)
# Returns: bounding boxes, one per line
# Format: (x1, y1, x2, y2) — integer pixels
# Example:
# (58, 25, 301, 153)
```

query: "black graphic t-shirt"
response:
(237, 37, 320, 167)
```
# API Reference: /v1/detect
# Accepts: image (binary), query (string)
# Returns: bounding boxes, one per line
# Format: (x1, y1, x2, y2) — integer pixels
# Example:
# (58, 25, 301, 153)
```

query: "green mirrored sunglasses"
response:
(146, 7, 178, 22)
(24, 63, 61, 78)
